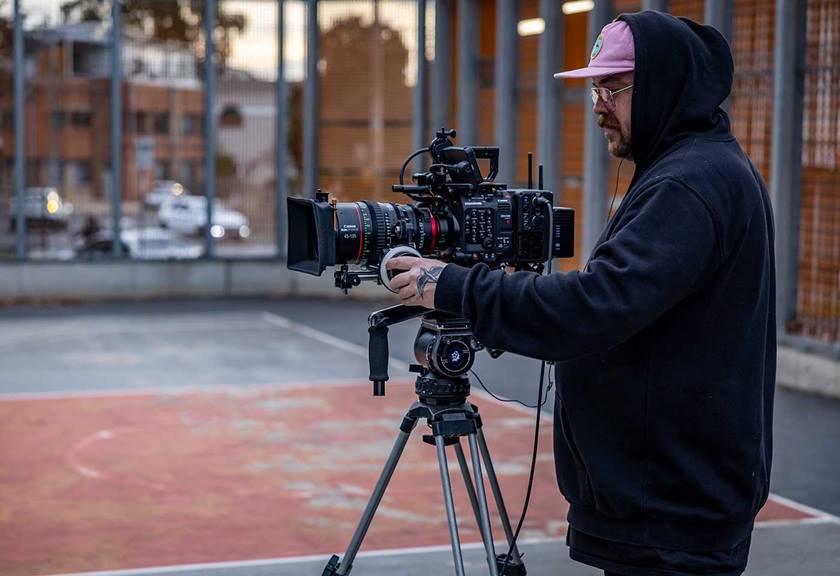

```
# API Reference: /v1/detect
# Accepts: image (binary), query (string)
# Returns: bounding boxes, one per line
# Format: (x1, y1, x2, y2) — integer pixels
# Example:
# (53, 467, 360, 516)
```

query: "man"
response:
(389, 10, 776, 576)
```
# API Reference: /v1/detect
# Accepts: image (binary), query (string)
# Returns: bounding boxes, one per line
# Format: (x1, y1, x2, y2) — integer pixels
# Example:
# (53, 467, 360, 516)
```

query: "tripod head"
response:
(367, 304, 503, 401)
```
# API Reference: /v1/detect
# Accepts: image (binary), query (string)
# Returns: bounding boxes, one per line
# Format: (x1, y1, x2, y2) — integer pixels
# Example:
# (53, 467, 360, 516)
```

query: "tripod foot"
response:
(322, 554, 345, 576)
(496, 553, 527, 576)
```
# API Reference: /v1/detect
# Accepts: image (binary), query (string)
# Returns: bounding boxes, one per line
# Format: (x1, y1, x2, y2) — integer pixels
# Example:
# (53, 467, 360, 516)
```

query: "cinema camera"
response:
(285, 130, 575, 576)
(287, 128, 574, 292)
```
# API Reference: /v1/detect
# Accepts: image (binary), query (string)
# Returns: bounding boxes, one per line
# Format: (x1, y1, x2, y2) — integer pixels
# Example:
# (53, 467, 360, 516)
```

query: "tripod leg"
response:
(334, 426, 414, 576)
(477, 428, 523, 565)
(454, 440, 483, 529)
(468, 433, 500, 576)
(435, 435, 466, 576)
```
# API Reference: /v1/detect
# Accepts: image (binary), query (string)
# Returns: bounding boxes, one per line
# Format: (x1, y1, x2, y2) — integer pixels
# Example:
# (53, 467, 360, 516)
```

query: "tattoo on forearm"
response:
(417, 266, 444, 298)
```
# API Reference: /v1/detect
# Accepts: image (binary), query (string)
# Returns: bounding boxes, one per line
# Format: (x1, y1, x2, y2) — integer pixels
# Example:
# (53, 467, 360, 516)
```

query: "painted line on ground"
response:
(8, 309, 839, 566)
(36, 513, 840, 576)
(260, 311, 412, 373)
(0, 312, 276, 350)
(767, 492, 840, 523)
(0, 378, 414, 402)
(37, 537, 563, 576)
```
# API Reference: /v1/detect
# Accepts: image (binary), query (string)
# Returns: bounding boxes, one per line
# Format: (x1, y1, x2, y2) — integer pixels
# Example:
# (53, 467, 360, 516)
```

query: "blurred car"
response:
(157, 195, 251, 240)
(144, 180, 187, 209)
(8, 187, 73, 229)
(75, 227, 204, 260)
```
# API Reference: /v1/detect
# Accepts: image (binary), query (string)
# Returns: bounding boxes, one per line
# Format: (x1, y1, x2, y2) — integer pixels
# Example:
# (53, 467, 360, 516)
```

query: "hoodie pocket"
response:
(554, 400, 595, 507)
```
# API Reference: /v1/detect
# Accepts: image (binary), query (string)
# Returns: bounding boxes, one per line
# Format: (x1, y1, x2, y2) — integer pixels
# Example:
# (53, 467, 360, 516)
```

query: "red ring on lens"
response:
(429, 212, 439, 253)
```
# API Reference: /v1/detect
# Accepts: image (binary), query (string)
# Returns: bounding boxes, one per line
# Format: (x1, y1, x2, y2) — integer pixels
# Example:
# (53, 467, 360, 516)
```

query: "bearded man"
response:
(388, 11, 776, 576)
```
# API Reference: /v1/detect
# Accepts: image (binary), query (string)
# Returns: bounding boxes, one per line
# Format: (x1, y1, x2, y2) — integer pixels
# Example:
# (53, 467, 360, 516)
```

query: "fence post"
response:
(642, 0, 669, 11)
(413, 0, 427, 171)
(457, 0, 478, 145)
(276, 0, 287, 259)
(110, 0, 123, 257)
(13, 0, 25, 259)
(538, 0, 563, 200)
(771, 0, 807, 332)
(431, 0, 452, 133)
(303, 0, 318, 200)
(582, 0, 612, 262)
(203, 0, 217, 257)
(494, 0, 518, 184)
(704, 0, 733, 42)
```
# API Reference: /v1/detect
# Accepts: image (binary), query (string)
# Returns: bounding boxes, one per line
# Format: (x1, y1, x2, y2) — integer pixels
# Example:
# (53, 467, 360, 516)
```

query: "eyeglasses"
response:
(590, 84, 633, 109)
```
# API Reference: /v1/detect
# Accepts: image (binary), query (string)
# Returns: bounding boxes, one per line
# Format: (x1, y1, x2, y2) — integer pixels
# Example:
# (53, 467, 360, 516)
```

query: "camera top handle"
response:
(469, 147, 499, 181)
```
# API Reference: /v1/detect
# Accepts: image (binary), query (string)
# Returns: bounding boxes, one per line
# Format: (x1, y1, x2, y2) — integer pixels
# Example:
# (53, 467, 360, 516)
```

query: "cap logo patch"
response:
(590, 33, 604, 60)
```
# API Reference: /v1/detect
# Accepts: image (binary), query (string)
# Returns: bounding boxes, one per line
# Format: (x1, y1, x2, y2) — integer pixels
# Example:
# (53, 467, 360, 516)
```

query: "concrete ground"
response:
(0, 298, 838, 576)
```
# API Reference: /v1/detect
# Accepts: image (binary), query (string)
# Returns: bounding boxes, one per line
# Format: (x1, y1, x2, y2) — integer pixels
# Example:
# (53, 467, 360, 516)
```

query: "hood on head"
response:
(617, 11, 733, 167)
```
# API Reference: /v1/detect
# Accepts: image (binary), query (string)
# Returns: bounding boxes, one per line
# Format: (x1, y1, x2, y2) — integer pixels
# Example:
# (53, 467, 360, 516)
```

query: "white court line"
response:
(0, 312, 276, 350)
(37, 537, 563, 576)
(754, 516, 840, 528)
(9, 309, 839, 552)
(767, 492, 840, 523)
(35, 512, 840, 576)
(0, 377, 414, 402)
(261, 310, 550, 418)
(260, 311, 412, 373)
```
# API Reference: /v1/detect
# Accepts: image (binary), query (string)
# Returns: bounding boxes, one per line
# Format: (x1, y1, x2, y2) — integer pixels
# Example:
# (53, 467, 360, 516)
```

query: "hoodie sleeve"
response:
(434, 178, 722, 361)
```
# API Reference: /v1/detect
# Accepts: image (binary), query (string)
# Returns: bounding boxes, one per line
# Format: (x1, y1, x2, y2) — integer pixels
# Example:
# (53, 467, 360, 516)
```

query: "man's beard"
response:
(597, 114, 632, 160)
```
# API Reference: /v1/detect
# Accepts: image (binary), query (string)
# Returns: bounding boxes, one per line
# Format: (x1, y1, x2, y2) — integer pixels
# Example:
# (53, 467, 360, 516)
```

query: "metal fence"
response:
(1, 0, 425, 262)
(2, 0, 839, 343)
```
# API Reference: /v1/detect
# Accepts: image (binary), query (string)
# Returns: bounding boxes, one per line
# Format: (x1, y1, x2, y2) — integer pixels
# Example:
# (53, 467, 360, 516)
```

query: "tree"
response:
(0, 1, 14, 89)
(59, 0, 246, 65)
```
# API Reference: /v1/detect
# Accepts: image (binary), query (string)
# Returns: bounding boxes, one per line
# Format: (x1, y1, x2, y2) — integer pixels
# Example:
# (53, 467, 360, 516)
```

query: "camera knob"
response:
(482, 237, 495, 250)
(531, 216, 544, 228)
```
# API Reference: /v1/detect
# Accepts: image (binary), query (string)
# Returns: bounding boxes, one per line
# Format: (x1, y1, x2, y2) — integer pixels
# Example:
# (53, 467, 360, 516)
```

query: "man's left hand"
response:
(386, 256, 447, 309)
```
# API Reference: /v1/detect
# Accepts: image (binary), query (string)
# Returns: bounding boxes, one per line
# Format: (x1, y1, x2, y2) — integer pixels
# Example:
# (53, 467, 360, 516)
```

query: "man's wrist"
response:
(433, 263, 470, 315)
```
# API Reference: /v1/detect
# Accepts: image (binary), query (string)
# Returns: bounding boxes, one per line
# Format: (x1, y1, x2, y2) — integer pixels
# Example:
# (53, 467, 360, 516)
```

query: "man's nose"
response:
(593, 95, 610, 115)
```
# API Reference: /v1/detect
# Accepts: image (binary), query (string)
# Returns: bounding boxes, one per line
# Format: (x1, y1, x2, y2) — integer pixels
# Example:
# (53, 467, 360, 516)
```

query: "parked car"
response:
(144, 180, 187, 209)
(157, 195, 251, 240)
(76, 227, 204, 260)
(8, 187, 73, 229)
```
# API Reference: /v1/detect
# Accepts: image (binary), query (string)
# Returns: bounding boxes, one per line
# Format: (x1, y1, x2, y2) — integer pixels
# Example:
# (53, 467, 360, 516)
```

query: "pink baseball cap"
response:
(554, 20, 635, 79)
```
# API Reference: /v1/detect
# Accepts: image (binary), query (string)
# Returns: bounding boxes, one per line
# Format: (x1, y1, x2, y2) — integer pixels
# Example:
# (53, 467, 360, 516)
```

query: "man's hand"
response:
(386, 256, 447, 309)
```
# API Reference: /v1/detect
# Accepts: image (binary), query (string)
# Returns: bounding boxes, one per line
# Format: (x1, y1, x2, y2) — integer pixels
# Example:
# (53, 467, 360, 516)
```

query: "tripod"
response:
(322, 306, 526, 576)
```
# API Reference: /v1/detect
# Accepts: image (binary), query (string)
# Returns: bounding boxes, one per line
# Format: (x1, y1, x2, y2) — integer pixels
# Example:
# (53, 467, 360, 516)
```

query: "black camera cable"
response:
(399, 147, 430, 185)
(479, 157, 623, 572)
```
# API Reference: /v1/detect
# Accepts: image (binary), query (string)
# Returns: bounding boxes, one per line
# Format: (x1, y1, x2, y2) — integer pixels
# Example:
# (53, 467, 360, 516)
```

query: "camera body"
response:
(287, 129, 574, 290)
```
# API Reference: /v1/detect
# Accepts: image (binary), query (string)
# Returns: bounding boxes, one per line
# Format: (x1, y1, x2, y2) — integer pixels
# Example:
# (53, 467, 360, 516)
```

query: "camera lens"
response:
(333, 201, 449, 267)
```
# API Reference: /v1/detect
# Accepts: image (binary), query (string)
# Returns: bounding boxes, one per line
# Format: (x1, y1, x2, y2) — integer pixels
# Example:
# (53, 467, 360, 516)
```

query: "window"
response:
(220, 105, 243, 128)
(135, 112, 149, 135)
(66, 161, 92, 184)
(181, 114, 202, 136)
(70, 111, 92, 128)
(180, 160, 201, 188)
(50, 112, 66, 130)
(0, 111, 13, 130)
(154, 160, 171, 180)
(153, 112, 170, 135)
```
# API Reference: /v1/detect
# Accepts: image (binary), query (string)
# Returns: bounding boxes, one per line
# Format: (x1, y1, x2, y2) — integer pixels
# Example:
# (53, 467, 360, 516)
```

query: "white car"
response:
(157, 195, 251, 240)
(9, 187, 73, 228)
(76, 227, 203, 260)
(144, 180, 186, 209)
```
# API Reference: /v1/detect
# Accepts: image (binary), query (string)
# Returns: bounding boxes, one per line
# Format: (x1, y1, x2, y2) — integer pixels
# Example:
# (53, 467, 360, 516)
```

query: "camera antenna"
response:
(538, 164, 544, 190)
(527, 152, 533, 189)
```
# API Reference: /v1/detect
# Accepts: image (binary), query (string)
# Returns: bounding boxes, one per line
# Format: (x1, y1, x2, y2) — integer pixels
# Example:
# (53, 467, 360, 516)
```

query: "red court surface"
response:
(0, 382, 821, 576)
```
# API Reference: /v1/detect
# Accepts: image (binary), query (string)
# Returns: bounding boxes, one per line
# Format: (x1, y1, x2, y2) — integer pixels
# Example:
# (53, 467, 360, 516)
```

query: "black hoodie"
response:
(435, 11, 776, 552)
